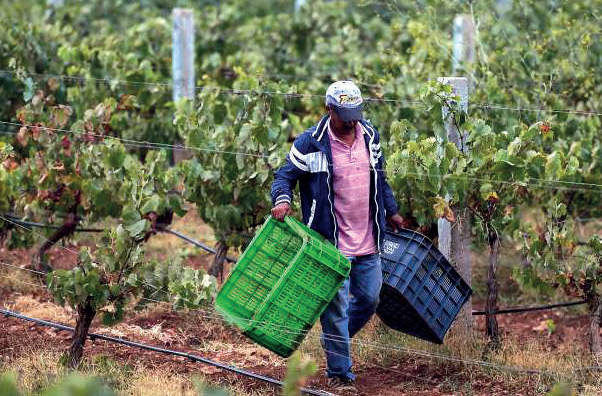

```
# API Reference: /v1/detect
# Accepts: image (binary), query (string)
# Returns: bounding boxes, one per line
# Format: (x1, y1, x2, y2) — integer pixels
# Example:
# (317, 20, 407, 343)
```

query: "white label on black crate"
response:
(383, 240, 400, 255)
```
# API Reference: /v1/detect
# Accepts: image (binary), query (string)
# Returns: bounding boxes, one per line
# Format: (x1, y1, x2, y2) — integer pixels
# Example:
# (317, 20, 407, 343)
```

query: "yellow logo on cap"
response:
(338, 94, 359, 105)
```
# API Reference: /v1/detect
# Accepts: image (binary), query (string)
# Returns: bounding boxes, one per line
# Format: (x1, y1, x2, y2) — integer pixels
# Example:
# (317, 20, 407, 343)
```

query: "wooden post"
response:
(452, 15, 475, 76)
(437, 77, 473, 336)
(172, 8, 195, 163)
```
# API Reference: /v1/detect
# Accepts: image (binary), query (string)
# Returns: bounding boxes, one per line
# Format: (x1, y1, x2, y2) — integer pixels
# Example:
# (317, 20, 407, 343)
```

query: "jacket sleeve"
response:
(381, 170, 399, 218)
(271, 136, 309, 206)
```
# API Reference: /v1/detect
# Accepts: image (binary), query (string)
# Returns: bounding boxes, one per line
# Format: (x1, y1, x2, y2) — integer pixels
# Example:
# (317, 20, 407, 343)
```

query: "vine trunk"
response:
(588, 296, 602, 360)
(68, 299, 96, 369)
(210, 240, 229, 281)
(485, 226, 500, 349)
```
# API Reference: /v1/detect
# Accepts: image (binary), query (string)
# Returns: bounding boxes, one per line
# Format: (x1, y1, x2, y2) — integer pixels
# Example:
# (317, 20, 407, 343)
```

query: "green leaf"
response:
(588, 236, 602, 254)
(140, 195, 160, 214)
(106, 145, 126, 169)
(125, 219, 148, 238)
(102, 302, 125, 326)
(566, 156, 579, 176)
(237, 124, 252, 145)
(236, 153, 245, 170)
(122, 205, 141, 224)
(494, 150, 515, 166)
(168, 195, 187, 217)
(545, 152, 562, 180)
(507, 137, 522, 156)
(109, 284, 122, 297)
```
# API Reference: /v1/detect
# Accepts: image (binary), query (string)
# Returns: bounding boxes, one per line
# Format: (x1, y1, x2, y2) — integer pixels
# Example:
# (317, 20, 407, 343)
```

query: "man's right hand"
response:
(271, 202, 292, 221)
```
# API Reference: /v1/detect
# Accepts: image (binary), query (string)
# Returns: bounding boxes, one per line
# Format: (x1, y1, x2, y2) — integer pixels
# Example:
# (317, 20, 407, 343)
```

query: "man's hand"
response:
(271, 202, 292, 221)
(387, 213, 405, 232)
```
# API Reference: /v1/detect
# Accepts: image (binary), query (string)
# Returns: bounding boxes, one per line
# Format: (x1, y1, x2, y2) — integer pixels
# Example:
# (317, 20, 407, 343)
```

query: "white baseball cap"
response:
(325, 80, 364, 122)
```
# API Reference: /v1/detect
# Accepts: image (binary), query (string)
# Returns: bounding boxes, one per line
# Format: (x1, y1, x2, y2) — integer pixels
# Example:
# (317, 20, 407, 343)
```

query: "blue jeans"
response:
(319, 254, 382, 380)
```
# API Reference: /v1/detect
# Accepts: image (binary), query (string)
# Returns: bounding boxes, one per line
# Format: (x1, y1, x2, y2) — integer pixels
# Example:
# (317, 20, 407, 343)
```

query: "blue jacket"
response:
(271, 115, 399, 253)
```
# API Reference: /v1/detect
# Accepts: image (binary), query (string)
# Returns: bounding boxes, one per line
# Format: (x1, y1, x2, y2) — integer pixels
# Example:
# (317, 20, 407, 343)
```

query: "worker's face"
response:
(327, 106, 357, 134)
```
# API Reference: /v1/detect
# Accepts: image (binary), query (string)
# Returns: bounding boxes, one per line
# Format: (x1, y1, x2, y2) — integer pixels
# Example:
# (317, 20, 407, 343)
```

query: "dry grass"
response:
(0, 263, 46, 296)
(295, 315, 602, 395)
(1, 349, 70, 394)
(0, 348, 265, 396)
(7, 294, 74, 324)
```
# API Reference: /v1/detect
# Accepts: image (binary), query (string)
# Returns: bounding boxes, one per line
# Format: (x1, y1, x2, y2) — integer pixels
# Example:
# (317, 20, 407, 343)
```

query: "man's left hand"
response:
(387, 213, 405, 232)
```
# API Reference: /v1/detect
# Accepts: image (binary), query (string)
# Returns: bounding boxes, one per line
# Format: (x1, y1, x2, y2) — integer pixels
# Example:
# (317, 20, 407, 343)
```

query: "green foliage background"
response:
(1, 0, 602, 354)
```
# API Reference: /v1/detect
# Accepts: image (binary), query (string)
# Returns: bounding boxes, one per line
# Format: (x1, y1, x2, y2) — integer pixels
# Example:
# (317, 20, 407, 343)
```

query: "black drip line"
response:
(0, 308, 332, 396)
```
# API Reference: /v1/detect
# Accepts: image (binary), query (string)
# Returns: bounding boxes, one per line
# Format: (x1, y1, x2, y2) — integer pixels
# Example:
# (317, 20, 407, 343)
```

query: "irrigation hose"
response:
(162, 229, 237, 263)
(471, 300, 587, 315)
(0, 308, 332, 396)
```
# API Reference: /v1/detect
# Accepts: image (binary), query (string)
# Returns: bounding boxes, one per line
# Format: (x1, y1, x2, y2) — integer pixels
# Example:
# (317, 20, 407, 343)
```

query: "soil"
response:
(0, 242, 596, 396)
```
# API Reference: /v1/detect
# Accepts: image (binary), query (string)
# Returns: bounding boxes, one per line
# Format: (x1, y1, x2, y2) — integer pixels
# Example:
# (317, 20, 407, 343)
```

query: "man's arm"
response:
(270, 138, 308, 221)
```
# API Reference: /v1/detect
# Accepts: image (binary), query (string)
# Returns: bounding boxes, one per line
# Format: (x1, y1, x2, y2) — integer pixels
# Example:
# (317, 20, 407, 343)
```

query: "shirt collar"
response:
(327, 121, 364, 147)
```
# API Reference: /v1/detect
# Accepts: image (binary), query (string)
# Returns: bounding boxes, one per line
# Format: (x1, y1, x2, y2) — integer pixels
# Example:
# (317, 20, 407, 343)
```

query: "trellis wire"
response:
(1, 69, 601, 116)
(2, 124, 602, 194)
(0, 214, 236, 263)
(0, 69, 420, 105)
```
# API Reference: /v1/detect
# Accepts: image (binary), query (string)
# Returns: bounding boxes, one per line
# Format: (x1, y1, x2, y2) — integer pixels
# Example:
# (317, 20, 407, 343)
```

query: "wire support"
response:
(0, 214, 236, 263)
(2, 214, 104, 233)
(1, 69, 601, 116)
(0, 122, 269, 158)
(0, 308, 333, 396)
(2, 125, 602, 194)
(0, 214, 80, 257)
(473, 103, 602, 117)
(0, 69, 419, 106)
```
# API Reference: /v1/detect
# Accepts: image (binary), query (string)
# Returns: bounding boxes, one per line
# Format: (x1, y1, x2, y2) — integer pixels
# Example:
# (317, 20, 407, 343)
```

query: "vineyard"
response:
(0, 0, 601, 395)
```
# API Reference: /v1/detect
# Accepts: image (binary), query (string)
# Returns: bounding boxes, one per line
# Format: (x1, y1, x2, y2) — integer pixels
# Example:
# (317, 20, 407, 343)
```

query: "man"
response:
(271, 80, 403, 391)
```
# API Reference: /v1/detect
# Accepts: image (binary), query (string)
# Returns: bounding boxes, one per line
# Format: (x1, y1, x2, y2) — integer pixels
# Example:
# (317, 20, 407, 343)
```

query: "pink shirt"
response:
(328, 122, 376, 256)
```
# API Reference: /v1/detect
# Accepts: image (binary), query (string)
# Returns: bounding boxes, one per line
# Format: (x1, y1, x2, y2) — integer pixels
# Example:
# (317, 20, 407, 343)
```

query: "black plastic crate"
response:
(377, 229, 472, 344)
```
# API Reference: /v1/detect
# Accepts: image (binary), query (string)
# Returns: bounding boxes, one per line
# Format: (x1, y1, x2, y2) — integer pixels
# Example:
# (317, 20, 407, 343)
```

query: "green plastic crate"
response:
(215, 216, 350, 357)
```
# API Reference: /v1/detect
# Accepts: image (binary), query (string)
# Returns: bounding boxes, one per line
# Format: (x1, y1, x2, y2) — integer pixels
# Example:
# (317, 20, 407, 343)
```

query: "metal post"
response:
(452, 15, 475, 76)
(294, 0, 306, 12)
(437, 77, 472, 334)
(172, 8, 195, 163)
(172, 8, 195, 102)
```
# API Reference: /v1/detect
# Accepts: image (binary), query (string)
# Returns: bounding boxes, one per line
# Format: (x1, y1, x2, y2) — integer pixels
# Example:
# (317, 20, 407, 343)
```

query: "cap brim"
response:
(333, 106, 363, 122)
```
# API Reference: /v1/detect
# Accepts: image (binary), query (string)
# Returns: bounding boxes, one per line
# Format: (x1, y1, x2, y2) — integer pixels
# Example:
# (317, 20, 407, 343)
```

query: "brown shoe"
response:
(327, 377, 358, 393)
